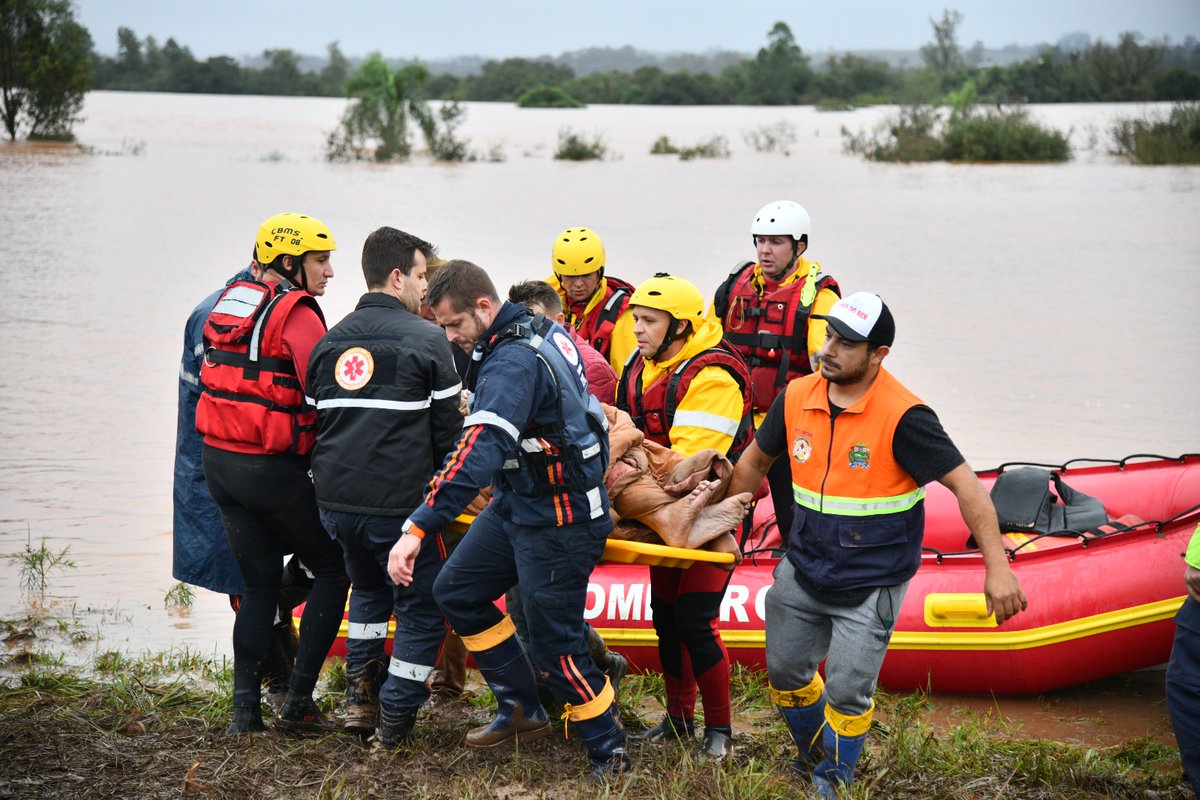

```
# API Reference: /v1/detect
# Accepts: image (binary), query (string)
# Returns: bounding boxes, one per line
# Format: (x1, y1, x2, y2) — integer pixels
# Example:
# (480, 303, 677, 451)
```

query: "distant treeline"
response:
(92, 21, 1200, 106)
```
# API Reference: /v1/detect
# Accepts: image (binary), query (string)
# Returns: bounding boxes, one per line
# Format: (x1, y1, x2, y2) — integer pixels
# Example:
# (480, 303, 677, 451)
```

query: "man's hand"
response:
(983, 568, 1028, 625)
(387, 533, 422, 586)
(1186, 564, 1200, 604)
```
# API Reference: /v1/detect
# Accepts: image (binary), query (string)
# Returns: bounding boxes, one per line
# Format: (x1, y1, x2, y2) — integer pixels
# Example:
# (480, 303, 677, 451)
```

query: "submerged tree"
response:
(0, 0, 93, 141)
(327, 53, 470, 162)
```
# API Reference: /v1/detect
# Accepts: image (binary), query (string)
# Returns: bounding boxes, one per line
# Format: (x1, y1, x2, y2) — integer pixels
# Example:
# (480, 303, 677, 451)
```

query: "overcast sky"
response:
(79, 0, 1200, 60)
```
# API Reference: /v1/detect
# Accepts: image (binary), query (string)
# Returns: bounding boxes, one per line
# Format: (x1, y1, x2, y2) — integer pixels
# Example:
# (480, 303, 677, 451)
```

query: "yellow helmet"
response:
(630, 273, 706, 323)
(255, 212, 336, 264)
(551, 227, 605, 276)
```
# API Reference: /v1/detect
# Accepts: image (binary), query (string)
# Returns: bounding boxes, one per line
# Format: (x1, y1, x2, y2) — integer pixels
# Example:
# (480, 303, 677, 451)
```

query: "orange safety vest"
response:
(196, 280, 323, 455)
(782, 367, 926, 591)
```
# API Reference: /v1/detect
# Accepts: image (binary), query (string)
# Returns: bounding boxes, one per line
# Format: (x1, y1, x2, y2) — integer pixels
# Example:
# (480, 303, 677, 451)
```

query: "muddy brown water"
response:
(0, 92, 1197, 749)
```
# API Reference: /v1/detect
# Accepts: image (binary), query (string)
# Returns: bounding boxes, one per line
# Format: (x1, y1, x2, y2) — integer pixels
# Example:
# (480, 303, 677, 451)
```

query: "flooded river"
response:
(0, 91, 1196, 746)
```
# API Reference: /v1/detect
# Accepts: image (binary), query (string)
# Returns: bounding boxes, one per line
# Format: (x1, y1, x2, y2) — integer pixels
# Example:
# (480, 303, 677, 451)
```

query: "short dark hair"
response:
(507, 280, 563, 316)
(361, 226, 435, 289)
(426, 260, 499, 313)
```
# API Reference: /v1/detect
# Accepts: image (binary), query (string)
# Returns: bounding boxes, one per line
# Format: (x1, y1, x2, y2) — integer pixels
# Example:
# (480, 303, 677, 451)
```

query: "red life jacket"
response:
(568, 275, 635, 359)
(616, 340, 754, 462)
(714, 260, 840, 413)
(196, 280, 324, 455)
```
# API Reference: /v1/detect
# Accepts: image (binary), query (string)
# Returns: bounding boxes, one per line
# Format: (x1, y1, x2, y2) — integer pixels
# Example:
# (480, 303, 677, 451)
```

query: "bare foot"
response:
(685, 491, 753, 549)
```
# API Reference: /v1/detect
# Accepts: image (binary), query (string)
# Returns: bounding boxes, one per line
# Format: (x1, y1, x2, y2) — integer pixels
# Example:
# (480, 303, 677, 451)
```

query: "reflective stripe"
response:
(672, 409, 740, 437)
(388, 657, 434, 682)
(463, 410, 521, 441)
(179, 365, 199, 386)
(211, 285, 264, 318)
(580, 442, 601, 459)
(587, 486, 604, 520)
(502, 458, 519, 469)
(192, 341, 205, 358)
(347, 621, 389, 640)
(432, 382, 463, 400)
(316, 397, 432, 411)
(520, 438, 545, 453)
(792, 485, 926, 516)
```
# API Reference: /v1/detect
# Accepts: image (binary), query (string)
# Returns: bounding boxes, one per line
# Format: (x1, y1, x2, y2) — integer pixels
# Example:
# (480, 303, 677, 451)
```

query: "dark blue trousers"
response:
(1168, 597, 1200, 793)
(320, 509, 448, 712)
(433, 502, 611, 707)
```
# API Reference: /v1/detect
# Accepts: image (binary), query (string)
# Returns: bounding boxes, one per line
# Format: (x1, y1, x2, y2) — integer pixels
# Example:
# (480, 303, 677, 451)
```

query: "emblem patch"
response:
(848, 443, 871, 470)
(335, 347, 374, 390)
(551, 331, 580, 366)
(792, 436, 812, 463)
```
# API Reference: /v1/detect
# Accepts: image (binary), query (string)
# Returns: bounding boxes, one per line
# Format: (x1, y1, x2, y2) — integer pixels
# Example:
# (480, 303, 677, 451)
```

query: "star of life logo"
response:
(335, 347, 374, 390)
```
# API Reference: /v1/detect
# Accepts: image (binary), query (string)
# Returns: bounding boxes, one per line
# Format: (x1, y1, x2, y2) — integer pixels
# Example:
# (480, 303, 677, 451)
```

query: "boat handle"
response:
(924, 593, 998, 628)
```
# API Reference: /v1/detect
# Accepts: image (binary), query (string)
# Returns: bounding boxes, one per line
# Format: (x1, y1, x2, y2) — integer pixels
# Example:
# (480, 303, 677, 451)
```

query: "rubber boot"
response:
(701, 726, 733, 760)
(462, 617, 552, 749)
(344, 658, 387, 735)
(261, 619, 298, 712)
(771, 675, 827, 777)
(565, 682, 631, 781)
(585, 625, 628, 699)
(376, 704, 418, 748)
(226, 704, 265, 735)
(811, 703, 873, 799)
(636, 714, 695, 743)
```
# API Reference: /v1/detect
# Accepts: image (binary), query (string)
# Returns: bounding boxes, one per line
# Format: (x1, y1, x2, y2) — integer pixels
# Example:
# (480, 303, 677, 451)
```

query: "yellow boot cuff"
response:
(770, 672, 825, 708)
(562, 677, 615, 723)
(825, 700, 875, 738)
(461, 615, 517, 652)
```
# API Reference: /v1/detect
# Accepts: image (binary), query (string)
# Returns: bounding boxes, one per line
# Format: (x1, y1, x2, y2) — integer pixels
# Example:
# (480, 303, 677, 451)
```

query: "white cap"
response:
(812, 292, 895, 347)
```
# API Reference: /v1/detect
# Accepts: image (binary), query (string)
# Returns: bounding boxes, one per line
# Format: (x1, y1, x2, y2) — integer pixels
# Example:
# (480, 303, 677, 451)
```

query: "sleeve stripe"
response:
(672, 410, 740, 437)
(463, 410, 521, 441)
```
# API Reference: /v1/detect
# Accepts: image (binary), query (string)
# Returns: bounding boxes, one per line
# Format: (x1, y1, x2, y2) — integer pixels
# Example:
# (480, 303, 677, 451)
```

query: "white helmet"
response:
(751, 200, 811, 244)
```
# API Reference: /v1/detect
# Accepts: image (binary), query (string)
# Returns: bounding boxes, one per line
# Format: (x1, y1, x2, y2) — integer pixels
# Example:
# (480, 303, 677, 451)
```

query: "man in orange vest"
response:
(727, 292, 1027, 797)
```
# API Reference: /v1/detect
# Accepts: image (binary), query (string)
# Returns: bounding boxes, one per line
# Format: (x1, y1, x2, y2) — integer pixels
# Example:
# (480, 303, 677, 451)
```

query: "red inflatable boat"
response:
(307, 454, 1200, 696)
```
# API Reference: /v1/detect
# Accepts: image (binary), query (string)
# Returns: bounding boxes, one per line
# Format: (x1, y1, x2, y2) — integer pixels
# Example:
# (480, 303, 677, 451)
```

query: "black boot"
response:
(226, 704, 265, 735)
(344, 659, 387, 735)
(635, 713, 695, 743)
(376, 705, 418, 748)
(574, 703, 632, 781)
(465, 622, 551, 749)
(261, 620, 298, 713)
(701, 726, 733, 760)
(276, 692, 337, 734)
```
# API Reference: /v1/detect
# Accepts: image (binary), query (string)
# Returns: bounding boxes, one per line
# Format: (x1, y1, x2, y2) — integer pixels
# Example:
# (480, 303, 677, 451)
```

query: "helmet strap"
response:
(651, 318, 690, 362)
(281, 253, 309, 292)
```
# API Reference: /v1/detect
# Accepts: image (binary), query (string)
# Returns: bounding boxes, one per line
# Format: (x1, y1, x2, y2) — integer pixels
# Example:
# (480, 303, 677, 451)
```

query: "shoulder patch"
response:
(335, 347, 374, 390)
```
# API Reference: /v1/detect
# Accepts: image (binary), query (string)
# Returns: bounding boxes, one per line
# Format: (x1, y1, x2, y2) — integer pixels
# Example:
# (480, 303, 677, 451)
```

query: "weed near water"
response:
(4, 529, 75, 604)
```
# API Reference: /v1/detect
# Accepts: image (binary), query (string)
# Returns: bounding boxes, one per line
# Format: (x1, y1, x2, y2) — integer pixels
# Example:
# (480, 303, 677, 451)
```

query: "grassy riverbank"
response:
(0, 612, 1189, 800)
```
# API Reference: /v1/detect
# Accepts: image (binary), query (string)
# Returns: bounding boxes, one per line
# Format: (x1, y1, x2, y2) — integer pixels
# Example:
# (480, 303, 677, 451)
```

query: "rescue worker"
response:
(508, 280, 617, 405)
(504, 280, 627, 699)
(197, 212, 350, 735)
(616, 273, 754, 760)
(726, 292, 1027, 797)
(174, 263, 312, 711)
(712, 201, 840, 542)
(1167, 521, 1200, 794)
(307, 227, 463, 744)
(387, 260, 630, 780)
(545, 226, 637, 375)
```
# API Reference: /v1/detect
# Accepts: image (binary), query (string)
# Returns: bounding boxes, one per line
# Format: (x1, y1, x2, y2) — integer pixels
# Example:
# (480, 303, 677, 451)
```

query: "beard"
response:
(821, 355, 870, 385)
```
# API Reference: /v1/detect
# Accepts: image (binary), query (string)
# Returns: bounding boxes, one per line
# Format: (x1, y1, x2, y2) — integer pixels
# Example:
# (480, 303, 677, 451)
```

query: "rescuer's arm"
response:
(938, 462, 1029, 624)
